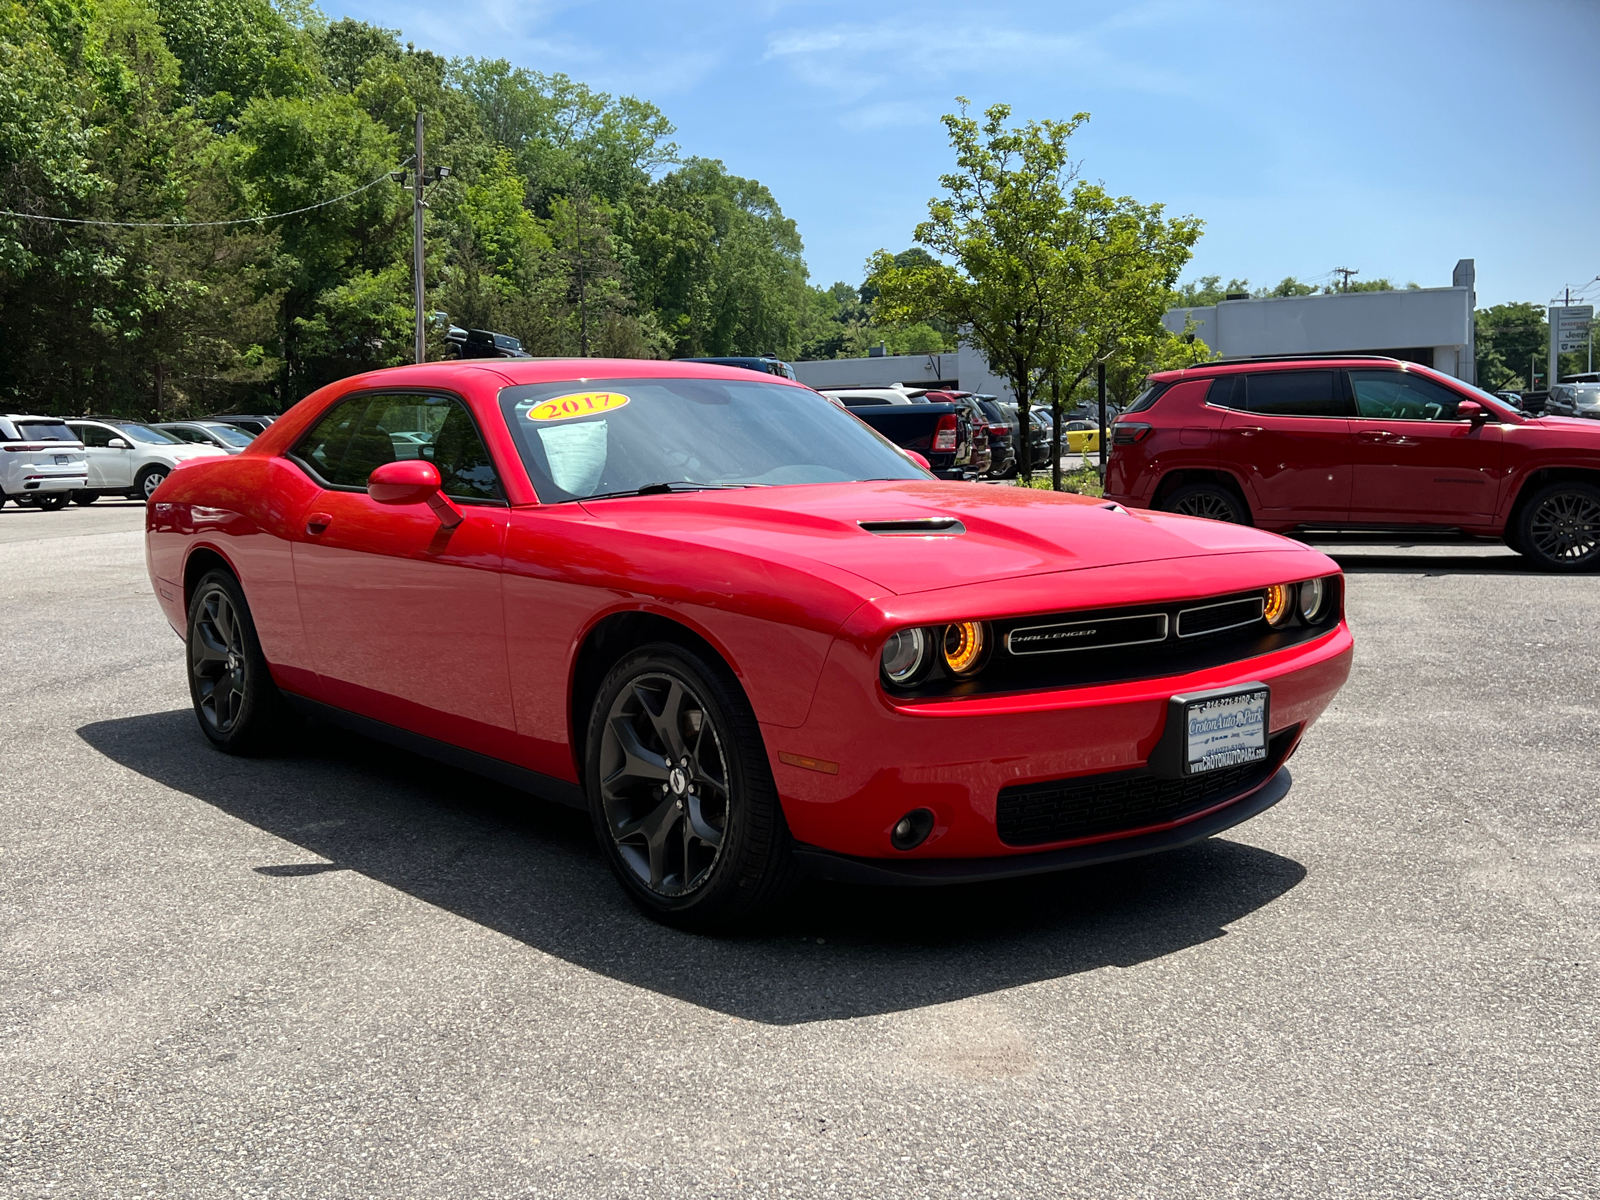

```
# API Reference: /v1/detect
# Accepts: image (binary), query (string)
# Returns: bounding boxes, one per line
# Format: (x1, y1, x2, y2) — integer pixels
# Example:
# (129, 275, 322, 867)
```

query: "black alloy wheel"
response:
(586, 643, 797, 930)
(1161, 482, 1249, 524)
(1516, 482, 1600, 572)
(186, 570, 290, 753)
(137, 466, 168, 502)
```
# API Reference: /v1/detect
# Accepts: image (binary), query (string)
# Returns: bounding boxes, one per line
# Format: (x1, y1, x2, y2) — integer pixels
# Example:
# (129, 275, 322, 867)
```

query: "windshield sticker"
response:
(538, 422, 607, 496)
(523, 391, 630, 422)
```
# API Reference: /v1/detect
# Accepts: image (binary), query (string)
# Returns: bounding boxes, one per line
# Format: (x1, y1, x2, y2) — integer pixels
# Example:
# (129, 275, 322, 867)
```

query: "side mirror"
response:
(368, 459, 462, 527)
(904, 450, 932, 471)
(108, 437, 130, 449)
(1457, 400, 1487, 424)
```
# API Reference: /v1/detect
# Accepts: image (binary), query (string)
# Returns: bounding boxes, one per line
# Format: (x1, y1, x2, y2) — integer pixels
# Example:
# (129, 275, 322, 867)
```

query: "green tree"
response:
(1172, 275, 1250, 306)
(869, 100, 1199, 478)
(868, 102, 1090, 474)
(1476, 302, 1548, 391)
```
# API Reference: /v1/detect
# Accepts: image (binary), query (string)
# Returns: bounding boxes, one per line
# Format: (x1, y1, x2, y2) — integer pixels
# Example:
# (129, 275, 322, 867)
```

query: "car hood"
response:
(169, 444, 229, 458)
(579, 480, 1315, 596)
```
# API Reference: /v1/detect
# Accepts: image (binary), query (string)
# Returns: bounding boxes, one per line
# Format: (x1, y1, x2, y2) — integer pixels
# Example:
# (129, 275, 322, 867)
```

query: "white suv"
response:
(65, 418, 228, 503)
(0, 414, 88, 511)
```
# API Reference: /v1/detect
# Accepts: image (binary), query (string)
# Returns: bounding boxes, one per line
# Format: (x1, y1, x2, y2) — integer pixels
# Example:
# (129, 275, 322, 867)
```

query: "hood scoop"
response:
(858, 517, 966, 537)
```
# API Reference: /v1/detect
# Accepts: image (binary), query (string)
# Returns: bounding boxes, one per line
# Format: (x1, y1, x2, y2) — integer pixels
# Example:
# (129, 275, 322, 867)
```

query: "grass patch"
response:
(1015, 464, 1104, 497)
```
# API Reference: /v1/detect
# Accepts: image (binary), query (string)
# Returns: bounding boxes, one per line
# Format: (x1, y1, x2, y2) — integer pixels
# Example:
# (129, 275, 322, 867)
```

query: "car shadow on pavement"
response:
(79, 709, 1307, 1026)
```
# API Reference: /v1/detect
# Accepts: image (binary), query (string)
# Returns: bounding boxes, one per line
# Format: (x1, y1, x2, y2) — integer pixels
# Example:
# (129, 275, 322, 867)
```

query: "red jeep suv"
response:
(1105, 355, 1600, 572)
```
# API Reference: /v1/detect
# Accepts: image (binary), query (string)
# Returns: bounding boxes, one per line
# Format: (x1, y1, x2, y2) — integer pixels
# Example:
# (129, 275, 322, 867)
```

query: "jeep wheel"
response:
(1515, 482, 1600, 572)
(1160, 482, 1250, 524)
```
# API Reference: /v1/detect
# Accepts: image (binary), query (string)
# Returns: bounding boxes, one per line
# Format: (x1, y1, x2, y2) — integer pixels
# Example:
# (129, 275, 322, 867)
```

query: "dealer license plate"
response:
(1183, 687, 1268, 775)
(54, 454, 70, 465)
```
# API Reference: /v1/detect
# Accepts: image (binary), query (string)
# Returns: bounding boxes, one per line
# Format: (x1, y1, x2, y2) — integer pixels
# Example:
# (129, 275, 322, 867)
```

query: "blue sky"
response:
(325, 0, 1600, 309)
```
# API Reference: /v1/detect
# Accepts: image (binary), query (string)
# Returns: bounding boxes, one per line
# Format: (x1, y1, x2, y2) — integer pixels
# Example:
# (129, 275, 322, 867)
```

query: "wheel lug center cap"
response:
(668, 766, 688, 795)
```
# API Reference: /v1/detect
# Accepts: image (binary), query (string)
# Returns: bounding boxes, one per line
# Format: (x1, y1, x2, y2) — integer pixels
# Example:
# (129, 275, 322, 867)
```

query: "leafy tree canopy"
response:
(0, 0, 821, 415)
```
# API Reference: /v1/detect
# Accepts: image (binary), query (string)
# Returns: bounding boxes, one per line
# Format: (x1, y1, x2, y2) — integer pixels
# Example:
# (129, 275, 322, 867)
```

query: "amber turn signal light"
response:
(1263, 583, 1292, 626)
(942, 621, 989, 676)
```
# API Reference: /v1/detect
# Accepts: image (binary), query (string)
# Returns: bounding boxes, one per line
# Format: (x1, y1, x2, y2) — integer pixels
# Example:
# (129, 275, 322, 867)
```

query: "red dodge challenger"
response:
(146, 359, 1353, 929)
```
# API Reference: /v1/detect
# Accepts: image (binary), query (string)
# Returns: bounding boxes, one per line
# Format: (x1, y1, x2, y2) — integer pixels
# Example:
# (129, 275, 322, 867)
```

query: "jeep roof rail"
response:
(1184, 353, 1405, 368)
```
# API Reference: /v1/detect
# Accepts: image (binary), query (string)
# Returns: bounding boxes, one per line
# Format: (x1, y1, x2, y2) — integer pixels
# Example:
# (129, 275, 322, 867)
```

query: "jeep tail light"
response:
(932, 413, 959, 452)
(1112, 421, 1152, 445)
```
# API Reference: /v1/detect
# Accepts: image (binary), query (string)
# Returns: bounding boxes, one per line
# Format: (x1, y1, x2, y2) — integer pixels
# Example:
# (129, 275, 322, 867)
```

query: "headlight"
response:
(1298, 577, 1328, 622)
(881, 628, 930, 685)
(941, 621, 989, 676)
(1263, 583, 1293, 627)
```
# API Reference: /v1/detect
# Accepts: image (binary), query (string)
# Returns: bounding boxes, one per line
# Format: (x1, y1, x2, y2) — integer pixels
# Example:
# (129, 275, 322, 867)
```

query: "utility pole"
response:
(412, 109, 426, 365)
(1334, 266, 1359, 292)
(1097, 361, 1107, 479)
(576, 195, 589, 357)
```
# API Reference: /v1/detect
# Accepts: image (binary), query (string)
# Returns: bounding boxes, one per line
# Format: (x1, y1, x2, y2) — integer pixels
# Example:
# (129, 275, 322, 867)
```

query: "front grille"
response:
(888, 580, 1342, 701)
(1177, 596, 1264, 638)
(995, 730, 1294, 847)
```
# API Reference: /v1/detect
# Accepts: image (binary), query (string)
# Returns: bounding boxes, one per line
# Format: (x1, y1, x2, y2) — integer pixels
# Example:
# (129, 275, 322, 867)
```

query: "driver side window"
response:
(291, 393, 503, 501)
(1348, 371, 1461, 421)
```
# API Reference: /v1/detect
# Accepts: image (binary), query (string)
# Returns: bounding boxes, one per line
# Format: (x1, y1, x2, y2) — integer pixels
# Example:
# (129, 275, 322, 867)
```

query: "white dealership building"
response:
(1161, 259, 1478, 384)
(792, 259, 1479, 400)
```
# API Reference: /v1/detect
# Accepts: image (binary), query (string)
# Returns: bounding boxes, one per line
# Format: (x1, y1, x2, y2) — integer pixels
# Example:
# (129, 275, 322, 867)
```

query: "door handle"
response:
(306, 512, 332, 535)
(1235, 426, 1264, 437)
(1358, 430, 1393, 442)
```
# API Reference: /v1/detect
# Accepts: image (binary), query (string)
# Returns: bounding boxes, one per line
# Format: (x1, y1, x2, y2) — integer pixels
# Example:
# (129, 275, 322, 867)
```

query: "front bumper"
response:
(795, 765, 1291, 884)
(767, 622, 1352, 863)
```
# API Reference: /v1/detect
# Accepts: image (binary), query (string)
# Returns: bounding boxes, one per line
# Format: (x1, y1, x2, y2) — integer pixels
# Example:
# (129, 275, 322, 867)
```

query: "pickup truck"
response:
(816, 387, 974, 478)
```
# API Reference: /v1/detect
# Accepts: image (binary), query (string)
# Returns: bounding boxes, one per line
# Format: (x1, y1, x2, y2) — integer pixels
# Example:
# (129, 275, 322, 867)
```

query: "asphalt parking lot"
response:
(3, 503, 1596, 1198)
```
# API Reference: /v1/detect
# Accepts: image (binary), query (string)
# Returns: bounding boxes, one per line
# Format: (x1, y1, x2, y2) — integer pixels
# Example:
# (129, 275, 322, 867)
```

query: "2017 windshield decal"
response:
(523, 392, 631, 422)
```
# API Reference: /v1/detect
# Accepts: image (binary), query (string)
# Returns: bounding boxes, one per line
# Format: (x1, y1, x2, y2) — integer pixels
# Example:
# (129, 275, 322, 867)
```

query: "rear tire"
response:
(1160, 482, 1250, 524)
(1513, 482, 1600, 572)
(584, 642, 798, 932)
(32, 493, 70, 511)
(72, 490, 100, 506)
(186, 570, 292, 754)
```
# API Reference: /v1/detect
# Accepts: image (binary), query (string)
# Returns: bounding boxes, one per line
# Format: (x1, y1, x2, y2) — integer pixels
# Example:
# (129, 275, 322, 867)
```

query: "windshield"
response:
(498, 377, 926, 503)
(1568, 386, 1600, 407)
(13, 420, 75, 442)
(119, 423, 181, 445)
(203, 424, 254, 446)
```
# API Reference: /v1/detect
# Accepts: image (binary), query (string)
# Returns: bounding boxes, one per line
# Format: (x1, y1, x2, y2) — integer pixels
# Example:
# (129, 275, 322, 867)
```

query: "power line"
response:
(0, 161, 410, 230)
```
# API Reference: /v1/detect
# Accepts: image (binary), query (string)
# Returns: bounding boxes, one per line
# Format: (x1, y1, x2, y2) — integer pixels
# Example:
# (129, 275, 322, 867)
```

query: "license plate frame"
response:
(1180, 685, 1269, 776)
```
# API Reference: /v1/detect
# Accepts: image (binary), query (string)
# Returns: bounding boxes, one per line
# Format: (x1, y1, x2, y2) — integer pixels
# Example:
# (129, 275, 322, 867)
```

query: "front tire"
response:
(585, 643, 797, 931)
(72, 490, 100, 506)
(1161, 482, 1250, 524)
(136, 466, 169, 502)
(1514, 482, 1600, 572)
(186, 570, 291, 753)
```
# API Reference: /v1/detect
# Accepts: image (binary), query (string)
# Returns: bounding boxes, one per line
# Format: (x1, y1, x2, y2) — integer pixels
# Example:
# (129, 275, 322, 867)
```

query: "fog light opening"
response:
(890, 808, 936, 851)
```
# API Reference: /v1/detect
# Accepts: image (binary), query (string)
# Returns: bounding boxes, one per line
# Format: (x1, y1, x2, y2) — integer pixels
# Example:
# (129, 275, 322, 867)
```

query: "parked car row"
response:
(0, 413, 274, 509)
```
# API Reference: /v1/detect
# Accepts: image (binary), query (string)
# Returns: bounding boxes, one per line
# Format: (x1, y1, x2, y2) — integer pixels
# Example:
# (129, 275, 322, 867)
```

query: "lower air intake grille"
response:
(995, 730, 1294, 847)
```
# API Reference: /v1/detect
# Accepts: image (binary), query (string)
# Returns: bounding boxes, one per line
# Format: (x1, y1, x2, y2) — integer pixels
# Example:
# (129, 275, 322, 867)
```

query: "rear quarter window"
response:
(1205, 376, 1247, 409)
(1124, 382, 1171, 413)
